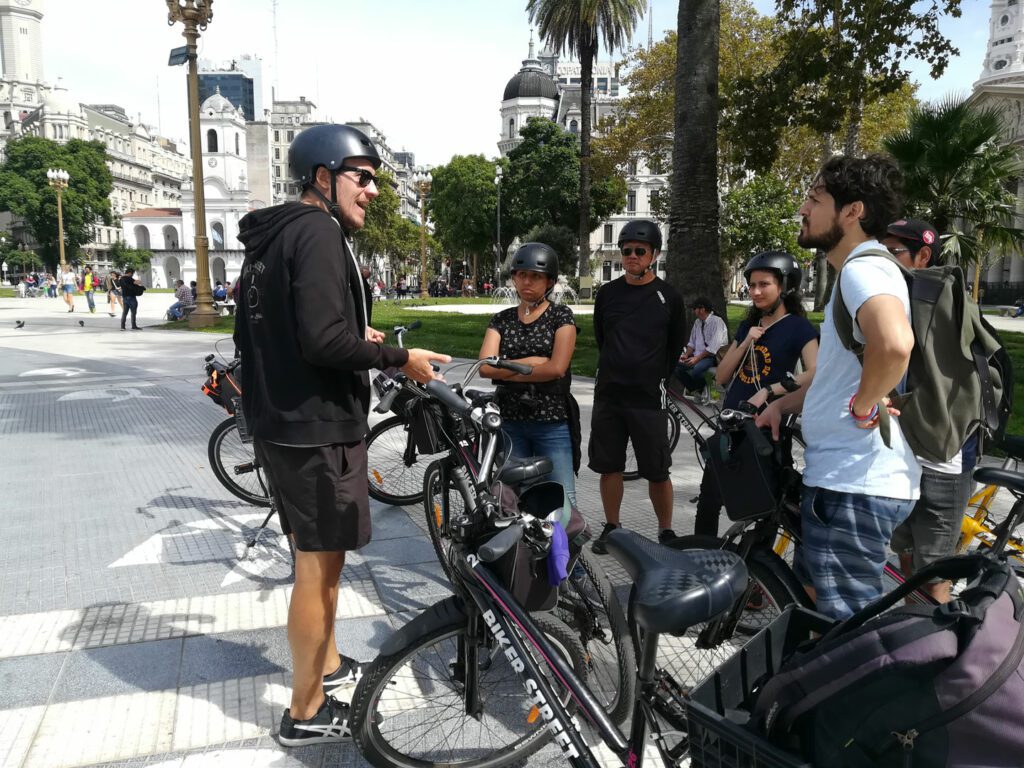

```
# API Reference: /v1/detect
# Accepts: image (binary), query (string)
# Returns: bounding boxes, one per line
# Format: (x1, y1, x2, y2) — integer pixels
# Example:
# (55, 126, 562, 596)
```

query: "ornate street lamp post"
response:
(494, 164, 502, 283)
(166, 0, 219, 327)
(46, 168, 69, 271)
(413, 168, 432, 298)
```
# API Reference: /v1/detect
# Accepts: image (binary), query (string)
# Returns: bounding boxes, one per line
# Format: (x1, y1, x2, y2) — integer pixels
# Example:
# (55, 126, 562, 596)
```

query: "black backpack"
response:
(751, 555, 1024, 767)
(833, 249, 1011, 463)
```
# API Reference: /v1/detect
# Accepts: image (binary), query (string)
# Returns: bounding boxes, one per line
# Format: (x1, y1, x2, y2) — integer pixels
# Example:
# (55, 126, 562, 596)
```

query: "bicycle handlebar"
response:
(720, 408, 774, 457)
(425, 379, 470, 415)
(478, 522, 523, 562)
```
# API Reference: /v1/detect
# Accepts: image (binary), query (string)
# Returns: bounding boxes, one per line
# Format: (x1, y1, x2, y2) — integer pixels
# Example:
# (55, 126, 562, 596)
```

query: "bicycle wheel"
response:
(367, 415, 444, 506)
(658, 534, 801, 690)
(555, 548, 635, 725)
(353, 599, 586, 768)
(423, 460, 463, 583)
(623, 409, 681, 482)
(208, 417, 271, 507)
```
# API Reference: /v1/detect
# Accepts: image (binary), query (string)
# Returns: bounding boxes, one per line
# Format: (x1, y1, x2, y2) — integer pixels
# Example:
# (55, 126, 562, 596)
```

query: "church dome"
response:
(43, 79, 80, 115)
(201, 87, 237, 115)
(503, 68, 559, 101)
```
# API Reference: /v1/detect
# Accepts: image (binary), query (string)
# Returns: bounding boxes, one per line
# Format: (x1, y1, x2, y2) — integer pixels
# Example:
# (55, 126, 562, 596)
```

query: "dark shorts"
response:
(890, 466, 972, 576)
(255, 438, 371, 552)
(587, 397, 671, 482)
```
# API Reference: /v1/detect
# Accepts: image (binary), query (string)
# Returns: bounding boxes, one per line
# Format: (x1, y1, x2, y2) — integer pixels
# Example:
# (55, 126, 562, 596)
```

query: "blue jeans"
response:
(85, 290, 95, 311)
(168, 301, 184, 320)
(675, 357, 714, 391)
(501, 420, 576, 508)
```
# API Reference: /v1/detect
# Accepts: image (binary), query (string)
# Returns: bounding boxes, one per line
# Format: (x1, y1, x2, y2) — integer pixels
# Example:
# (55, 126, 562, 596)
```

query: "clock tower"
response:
(977, 0, 1024, 88)
(0, 0, 44, 138)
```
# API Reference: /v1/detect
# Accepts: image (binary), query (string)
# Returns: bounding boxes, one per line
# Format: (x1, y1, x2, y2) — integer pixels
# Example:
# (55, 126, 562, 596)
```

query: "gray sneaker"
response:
(278, 697, 352, 747)
(323, 655, 363, 701)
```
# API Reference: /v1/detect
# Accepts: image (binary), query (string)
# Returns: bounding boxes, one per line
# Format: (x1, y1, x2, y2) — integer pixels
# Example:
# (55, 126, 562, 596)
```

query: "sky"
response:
(43, 0, 991, 167)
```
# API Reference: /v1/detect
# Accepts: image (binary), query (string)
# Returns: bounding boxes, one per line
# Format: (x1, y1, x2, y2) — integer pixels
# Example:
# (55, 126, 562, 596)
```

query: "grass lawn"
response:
(157, 299, 1024, 438)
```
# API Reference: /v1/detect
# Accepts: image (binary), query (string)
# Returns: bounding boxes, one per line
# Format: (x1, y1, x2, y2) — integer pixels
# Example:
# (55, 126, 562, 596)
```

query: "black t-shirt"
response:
(593, 276, 685, 408)
(723, 315, 818, 408)
(488, 303, 576, 422)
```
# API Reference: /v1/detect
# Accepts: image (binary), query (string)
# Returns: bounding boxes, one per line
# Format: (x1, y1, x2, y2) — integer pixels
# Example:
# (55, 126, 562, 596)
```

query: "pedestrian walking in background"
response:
(119, 268, 144, 330)
(588, 219, 686, 553)
(60, 265, 76, 312)
(106, 270, 122, 316)
(82, 265, 96, 313)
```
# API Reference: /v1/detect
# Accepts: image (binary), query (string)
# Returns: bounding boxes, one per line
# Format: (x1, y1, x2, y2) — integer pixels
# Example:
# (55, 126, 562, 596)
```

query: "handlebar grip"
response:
(478, 522, 524, 563)
(374, 386, 400, 414)
(499, 360, 533, 375)
(425, 379, 470, 415)
(743, 419, 774, 457)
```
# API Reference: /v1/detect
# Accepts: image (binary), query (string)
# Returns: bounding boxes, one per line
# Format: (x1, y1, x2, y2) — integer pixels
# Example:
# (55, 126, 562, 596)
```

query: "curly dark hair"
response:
(816, 154, 904, 238)
(743, 272, 807, 328)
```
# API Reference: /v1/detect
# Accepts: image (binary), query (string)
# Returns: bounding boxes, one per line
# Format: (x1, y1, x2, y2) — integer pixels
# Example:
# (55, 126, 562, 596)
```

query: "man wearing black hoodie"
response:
(234, 124, 449, 746)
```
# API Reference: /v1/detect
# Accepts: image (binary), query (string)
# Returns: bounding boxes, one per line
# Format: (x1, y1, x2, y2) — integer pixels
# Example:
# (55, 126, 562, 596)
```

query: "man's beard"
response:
(797, 218, 844, 252)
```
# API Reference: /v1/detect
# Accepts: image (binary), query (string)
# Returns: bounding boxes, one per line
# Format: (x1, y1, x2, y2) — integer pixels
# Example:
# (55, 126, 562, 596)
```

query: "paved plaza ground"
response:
(0, 292, 1016, 768)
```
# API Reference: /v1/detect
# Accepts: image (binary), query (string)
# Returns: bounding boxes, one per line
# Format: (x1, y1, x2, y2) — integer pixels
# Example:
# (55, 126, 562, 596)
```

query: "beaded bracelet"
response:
(848, 394, 878, 422)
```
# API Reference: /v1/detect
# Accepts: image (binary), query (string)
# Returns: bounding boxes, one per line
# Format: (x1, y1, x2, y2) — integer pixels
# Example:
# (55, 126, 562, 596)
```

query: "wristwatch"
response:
(780, 374, 801, 393)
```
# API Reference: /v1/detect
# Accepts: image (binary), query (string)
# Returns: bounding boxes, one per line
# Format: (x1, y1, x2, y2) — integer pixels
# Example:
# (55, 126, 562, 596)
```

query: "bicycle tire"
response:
(208, 417, 271, 507)
(555, 548, 635, 725)
(659, 534, 802, 689)
(352, 602, 586, 768)
(367, 415, 444, 506)
(623, 408, 681, 482)
(423, 460, 461, 583)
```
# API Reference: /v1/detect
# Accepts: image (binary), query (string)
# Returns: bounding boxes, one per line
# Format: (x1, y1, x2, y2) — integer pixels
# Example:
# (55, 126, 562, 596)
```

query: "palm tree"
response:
(667, 0, 726, 324)
(527, 0, 647, 298)
(883, 96, 1024, 299)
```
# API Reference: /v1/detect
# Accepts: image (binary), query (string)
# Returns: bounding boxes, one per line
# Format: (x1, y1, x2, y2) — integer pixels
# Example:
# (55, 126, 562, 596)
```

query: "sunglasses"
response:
(887, 245, 911, 256)
(621, 247, 649, 257)
(339, 165, 381, 188)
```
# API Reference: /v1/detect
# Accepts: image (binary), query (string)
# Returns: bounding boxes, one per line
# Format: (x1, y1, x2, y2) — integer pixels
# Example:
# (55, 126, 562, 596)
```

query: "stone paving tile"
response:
(0, 653, 67, 709)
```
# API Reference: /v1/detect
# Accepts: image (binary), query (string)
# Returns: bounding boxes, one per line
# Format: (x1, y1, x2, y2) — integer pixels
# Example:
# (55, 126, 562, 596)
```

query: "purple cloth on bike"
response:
(547, 521, 570, 585)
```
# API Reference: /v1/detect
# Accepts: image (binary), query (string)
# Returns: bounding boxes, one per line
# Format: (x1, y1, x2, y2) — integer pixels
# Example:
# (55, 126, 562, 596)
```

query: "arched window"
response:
(508, 118, 515, 139)
(133, 225, 151, 250)
(162, 225, 178, 250)
(569, 119, 579, 135)
(235, 132, 240, 155)
(207, 128, 218, 153)
(211, 221, 225, 250)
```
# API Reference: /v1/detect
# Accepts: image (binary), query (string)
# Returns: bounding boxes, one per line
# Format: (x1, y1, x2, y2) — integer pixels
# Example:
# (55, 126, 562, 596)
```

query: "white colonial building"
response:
(498, 33, 668, 283)
(970, 0, 1024, 301)
(123, 89, 252, 288)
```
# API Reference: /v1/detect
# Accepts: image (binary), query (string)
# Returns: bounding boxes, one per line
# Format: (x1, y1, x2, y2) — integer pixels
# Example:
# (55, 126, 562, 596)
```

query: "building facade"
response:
(0, 0, 44, 149)
(198, 53, 263, 121)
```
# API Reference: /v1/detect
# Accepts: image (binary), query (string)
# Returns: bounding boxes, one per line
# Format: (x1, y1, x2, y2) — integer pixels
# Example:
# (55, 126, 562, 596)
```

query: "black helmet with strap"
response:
(743, 251, 802, 296)
(617, 219, 663, 251)
(288, 124, 381, 227)
(510, 242, 559, 278)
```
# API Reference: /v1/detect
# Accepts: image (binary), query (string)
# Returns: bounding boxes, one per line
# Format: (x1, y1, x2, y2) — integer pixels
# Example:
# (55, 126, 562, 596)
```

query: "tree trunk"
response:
(578, 34, 597, 298)
(668, 0, 725, 339)
(844, 96, 863, 157)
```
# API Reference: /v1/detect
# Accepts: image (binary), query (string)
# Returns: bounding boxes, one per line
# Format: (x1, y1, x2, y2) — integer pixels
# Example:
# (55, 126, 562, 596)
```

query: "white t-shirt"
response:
(61, 270, 76, 287)
(801, 241, 921, 500)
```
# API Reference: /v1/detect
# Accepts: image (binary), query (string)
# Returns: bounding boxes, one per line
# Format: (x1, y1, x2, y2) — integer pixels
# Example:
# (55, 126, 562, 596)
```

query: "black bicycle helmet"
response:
(743, 251, 802, 296)
(288, 124, 382, 187)
(510, 243, 559, 278)
(617, 219, 663, 251)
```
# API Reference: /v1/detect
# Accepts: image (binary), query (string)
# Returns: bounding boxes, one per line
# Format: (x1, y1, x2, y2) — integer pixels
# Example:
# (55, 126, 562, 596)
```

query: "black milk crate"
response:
(685, 606, 833, 768)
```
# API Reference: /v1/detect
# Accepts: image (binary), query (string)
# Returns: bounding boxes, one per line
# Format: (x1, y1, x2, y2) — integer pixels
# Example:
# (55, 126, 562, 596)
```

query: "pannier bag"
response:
(705, 426, 781, 522)
(202, 364, 242, 414)
(751, 554, 1024, 767)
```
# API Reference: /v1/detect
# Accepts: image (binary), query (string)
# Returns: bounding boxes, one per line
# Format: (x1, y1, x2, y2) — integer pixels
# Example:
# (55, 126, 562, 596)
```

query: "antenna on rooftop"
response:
(272, 0, 280, 91)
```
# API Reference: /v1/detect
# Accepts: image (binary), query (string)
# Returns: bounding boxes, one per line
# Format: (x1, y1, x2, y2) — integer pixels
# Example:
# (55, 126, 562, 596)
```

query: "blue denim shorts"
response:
(794, 485, 913, 620)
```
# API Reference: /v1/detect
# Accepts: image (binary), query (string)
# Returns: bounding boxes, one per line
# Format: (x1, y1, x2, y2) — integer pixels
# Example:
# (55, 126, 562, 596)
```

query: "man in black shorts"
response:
(234, 124, 448, 746)
(589, 219, 685, 553)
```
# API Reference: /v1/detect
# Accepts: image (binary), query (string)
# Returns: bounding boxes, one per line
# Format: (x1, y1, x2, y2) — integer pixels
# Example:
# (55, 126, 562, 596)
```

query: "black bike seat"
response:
(604, 528, 748, 636)
(974, 466, 1024, 496)
(497, 456, 552, 485)
(999, 435, 1024, 463)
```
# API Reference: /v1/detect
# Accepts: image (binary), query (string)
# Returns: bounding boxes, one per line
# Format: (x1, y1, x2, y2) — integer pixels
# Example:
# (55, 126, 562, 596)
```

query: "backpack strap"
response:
(832, 247, 912, 449)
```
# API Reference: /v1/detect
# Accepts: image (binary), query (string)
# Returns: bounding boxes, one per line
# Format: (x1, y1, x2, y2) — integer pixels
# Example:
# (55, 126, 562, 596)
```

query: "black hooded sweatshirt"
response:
(234, 202, 408, 445)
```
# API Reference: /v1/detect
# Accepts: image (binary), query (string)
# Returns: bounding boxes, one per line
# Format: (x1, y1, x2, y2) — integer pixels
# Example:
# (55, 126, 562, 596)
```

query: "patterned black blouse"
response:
(488, 303, 576, 422)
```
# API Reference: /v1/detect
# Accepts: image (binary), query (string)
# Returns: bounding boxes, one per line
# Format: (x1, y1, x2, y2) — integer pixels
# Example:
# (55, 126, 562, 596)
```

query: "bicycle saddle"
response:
(974, 466, 1024, 496)
(604, 529, 748, 636)
(497, 456, 552, 485)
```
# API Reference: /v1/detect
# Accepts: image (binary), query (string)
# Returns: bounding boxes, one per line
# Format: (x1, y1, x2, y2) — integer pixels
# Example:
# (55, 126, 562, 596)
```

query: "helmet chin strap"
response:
(626, 265, 652, 281)
(307, 171, 348, 232)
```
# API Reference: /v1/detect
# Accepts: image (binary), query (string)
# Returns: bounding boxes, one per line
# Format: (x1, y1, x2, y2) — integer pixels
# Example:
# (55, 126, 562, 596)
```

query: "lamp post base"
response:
(187, 303, 222, 328)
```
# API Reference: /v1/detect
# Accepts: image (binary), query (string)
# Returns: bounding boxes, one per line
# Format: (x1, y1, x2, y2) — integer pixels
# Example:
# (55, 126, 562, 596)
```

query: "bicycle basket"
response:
(486, 532, 558, 612)
(705, 427, 780, 522)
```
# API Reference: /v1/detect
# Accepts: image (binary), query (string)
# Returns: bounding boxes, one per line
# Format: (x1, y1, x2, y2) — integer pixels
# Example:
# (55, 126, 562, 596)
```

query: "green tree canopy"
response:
(721, 174, 808, 274)
(109, 240, 152, 272)
(0, 136, 113, 269)
(883, 95, 1024, 280)
(427, 154, 500, 276)
(504, 118, 625, 273)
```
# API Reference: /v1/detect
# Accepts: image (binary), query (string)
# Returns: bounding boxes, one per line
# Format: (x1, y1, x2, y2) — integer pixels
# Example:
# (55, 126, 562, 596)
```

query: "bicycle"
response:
(365, 321, 452, 506)
(350, 372, 751, 768)
(201, 350, 272, 508)
(403, 358, 635, 725)
(623, 380, 716, 481)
